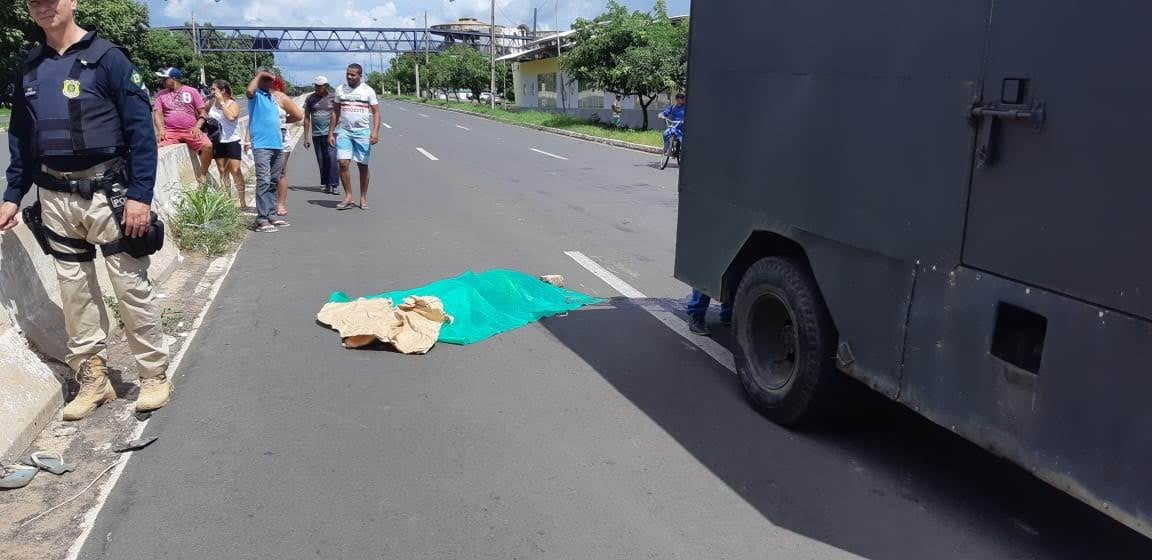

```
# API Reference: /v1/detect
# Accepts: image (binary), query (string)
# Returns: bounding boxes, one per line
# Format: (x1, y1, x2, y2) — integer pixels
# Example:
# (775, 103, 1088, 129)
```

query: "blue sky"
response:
(145, 0, 690, 85)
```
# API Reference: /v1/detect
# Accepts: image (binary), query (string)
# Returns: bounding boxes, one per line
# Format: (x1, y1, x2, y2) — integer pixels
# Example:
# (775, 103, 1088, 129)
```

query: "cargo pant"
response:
(40, 190, 170, 379)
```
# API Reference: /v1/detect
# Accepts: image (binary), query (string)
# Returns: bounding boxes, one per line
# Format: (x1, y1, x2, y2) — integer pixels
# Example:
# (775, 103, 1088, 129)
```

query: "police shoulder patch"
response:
(62, 79, 81, 99)
(131, 71, 142, 87)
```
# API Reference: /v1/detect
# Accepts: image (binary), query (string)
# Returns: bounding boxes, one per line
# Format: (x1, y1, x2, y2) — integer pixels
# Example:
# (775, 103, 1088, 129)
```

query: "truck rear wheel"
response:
(732, 256, 842, 426)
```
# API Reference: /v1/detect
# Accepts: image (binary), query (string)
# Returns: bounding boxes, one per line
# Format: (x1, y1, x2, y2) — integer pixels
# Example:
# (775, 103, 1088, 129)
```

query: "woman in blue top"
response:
(244, 68, 302, 232)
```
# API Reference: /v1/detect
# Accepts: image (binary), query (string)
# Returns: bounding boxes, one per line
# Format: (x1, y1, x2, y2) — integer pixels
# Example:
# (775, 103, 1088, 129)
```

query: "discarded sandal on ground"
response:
(20, 452, 77, 476)
(0, 464, 39, 489)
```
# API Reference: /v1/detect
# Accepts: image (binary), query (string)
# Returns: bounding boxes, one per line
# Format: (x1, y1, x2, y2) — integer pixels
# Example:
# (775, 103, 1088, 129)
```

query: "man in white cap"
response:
(302, 76, 340, 194)
(152, 67, 212, 180)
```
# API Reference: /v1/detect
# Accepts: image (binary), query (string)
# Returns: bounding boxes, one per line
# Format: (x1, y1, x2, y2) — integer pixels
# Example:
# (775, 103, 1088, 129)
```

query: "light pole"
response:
(489, 0, 496, 109)
(409, 17, 422, 97)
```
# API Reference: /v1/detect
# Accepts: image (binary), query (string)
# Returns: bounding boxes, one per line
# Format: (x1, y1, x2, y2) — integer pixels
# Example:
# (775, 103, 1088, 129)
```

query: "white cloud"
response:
(145, 0, 689, 84)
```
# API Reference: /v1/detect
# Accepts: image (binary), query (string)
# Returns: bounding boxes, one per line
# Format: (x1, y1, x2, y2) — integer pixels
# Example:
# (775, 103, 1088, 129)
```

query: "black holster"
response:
(22, 201, 52, 256)
(103, 179, 165, 259)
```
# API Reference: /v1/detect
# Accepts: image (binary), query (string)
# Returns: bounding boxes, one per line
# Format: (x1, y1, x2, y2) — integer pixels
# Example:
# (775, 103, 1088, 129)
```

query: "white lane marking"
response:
(382, 123, 392, 129)
(395, 106, 409, 112)
(65, 251, 240, 560)
(456, 125, 470, 131)
(565, 250, 737, 374)
(564, 251, 645, 298)
(419, 113, 429, 118)
(416, 147, 439, 161)
(531, 148, 568, 160)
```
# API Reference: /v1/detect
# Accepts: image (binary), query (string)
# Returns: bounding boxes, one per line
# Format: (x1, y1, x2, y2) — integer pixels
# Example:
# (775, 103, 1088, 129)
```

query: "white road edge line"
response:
(416, 147, 439, 161)
(531, 148, 569, 160)
(65, 252, 240, 560)
(418, 113, 429, 118)
(564, 251, 736, 374)
(382, 123, 393, 129)
(456, 125, 470, 131)
(406, 101, 652, 157)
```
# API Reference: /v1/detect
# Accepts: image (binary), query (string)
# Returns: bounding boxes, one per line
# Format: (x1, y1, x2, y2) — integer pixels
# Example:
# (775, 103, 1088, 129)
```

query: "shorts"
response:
(213, 140, 242, 160)
(160, 128, 211, 152)
(336, 132, 371, 164)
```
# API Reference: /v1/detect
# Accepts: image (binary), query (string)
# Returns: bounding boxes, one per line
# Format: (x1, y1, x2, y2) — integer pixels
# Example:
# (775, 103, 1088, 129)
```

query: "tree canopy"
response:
(0, 0, 274, 106)
(561, 0, 688, 129)
(383, 47, 513, 101)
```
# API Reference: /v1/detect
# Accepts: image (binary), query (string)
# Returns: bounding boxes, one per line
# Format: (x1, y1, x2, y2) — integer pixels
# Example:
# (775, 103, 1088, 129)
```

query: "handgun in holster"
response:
(22, 201, 53, 256)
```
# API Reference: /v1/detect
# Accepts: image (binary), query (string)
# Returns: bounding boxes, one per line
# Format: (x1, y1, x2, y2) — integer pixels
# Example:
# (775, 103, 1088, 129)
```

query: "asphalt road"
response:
(72, 101, 1152, 559)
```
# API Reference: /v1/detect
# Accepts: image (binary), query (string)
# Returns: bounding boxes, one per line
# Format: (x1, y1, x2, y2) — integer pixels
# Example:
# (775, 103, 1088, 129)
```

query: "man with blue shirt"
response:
(0, 0, 171, 419)
(658, 93, 686, 154)
(245, 68, 303, 232)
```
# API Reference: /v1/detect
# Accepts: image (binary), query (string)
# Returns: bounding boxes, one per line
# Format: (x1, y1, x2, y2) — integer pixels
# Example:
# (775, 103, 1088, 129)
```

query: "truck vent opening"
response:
(990, 302, 1047, 374)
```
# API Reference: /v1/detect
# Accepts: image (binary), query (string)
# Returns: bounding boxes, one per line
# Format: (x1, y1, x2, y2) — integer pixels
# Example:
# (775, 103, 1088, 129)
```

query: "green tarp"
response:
(328, 270, 603, 345)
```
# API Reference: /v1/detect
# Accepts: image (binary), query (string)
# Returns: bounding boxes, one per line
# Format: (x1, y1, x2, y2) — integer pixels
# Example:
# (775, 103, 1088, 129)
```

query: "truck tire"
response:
(732, 256, 843, 426)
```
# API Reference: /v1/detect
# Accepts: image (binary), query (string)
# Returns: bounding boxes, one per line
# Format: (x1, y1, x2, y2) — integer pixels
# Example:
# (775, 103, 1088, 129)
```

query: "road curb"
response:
(394, 100, 664, 155)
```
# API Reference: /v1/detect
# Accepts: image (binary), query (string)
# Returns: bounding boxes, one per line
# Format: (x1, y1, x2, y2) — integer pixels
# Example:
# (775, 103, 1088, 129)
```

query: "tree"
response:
(1, 4, 276, 105)
(440, 46, 489, 102)
(366, 71, 387, 96)
(561, 0, 688, 130)
(197, 24, 275, 91)
(383, 53, 419, 95)
(1, 0, 147, 105)
(134, 30, 199, 86)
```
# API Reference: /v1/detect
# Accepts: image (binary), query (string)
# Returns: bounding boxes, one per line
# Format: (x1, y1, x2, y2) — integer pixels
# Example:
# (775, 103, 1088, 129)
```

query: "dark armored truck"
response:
(677, 0, 1151, 538)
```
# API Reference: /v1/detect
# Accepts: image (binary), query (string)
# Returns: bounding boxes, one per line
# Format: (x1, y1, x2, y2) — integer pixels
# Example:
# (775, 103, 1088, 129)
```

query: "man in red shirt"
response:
(153, 67, 212, 179)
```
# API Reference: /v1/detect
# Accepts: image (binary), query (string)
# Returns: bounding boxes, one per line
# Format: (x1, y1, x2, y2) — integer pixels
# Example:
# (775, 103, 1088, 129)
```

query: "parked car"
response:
(435, 90, 473, 102)
(479, 92, 505, 105)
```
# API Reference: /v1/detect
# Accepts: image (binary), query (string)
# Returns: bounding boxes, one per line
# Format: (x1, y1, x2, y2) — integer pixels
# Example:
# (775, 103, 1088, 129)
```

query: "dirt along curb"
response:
(394, 100, 665, 155)
(0, 252, 239, 559)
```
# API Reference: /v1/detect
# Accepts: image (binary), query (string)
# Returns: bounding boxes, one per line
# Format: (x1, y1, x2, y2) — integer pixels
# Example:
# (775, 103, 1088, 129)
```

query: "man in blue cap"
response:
(153, 66, 212, 179)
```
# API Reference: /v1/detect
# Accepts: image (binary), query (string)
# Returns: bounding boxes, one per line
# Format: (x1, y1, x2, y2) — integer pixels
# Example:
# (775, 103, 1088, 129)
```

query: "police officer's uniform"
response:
(4, 29, 170, 413)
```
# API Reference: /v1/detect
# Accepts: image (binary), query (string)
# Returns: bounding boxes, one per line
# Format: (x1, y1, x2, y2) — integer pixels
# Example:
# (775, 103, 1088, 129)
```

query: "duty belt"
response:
(36, 159, 124, 197)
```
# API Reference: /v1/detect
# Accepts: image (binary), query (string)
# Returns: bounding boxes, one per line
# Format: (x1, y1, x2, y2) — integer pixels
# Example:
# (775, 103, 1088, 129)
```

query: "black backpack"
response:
(200, 117, 222, 143)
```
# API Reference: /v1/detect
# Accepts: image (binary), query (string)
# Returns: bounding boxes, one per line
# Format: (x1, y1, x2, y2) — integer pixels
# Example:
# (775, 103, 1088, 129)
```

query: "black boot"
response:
(688, 316, 710, 336)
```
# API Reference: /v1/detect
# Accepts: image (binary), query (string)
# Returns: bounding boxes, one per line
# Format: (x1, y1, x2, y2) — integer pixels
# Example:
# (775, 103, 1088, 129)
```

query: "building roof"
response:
(497, 30, 576, 62)
(496, 16, 687, 63)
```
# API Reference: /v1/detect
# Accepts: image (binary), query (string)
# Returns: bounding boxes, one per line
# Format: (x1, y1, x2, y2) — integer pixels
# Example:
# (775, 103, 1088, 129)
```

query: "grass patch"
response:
(172, 184, 247, 256)
(0, 107, 10, 118)
(388, 95, 663, 148)
(161, 308, 186, 334)
(103, 295, 123, 329)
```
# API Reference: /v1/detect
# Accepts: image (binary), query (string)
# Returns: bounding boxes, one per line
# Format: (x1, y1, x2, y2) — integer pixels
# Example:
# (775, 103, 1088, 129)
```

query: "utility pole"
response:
(424, 11, 430, 64)
(533, 8, 538, 35)
(490, 0, 496, 109)
(555, 0, 566, 110)
(191, 10, 205, 87)
(415, 64, 421, 99)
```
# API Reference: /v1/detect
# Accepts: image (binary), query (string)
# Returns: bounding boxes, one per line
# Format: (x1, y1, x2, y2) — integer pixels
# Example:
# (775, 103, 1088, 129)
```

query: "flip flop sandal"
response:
(0, 464, 38, 489)
(255, 224, 279, 233)
(271, 220, 291, 228)
(20, 452, 76, 476)
(336, 202, 356, 210)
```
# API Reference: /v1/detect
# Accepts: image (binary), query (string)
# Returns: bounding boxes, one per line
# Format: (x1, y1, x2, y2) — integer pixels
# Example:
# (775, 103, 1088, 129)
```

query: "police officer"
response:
(0, 0, 172, 420)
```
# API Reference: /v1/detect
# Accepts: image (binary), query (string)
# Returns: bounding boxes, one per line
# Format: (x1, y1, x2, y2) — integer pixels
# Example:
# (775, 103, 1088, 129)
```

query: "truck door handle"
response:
(970, 101, 1046, 168)
(970, 105, 1046, 123)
